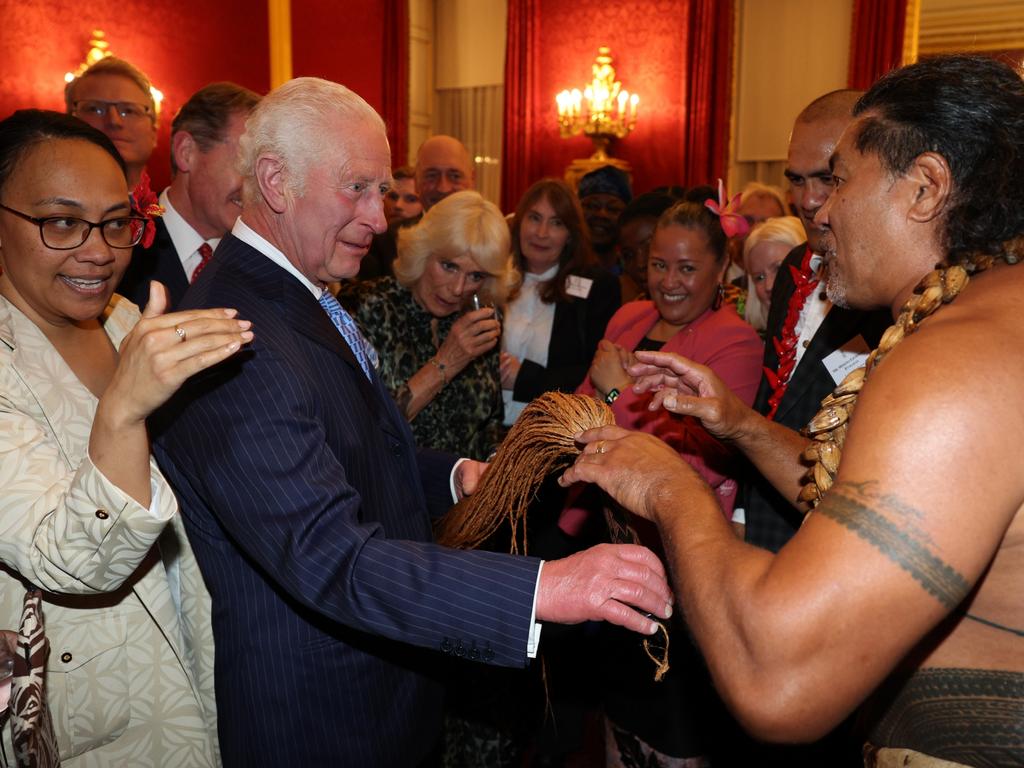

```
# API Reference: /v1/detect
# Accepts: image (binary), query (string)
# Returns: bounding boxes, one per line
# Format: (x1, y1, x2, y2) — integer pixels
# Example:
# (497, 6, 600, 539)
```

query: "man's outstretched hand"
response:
(536, 543, 674, 635)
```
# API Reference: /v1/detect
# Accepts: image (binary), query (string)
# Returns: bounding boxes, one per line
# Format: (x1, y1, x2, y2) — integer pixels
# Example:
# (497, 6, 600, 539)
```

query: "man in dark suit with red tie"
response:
(150, 76, 672, 768)
(118, 82, 260, 309)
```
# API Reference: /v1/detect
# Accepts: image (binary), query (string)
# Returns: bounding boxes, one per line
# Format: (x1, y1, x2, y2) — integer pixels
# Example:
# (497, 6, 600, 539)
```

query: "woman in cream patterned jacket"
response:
(0, 111, 252, 766)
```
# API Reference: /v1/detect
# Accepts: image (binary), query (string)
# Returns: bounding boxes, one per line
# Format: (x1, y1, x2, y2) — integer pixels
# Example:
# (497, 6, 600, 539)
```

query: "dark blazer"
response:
(512, 266, 621, 401)
(150, 234, 541, 767)
(117, 217, 191, 310)
(742, 243, 891, 552)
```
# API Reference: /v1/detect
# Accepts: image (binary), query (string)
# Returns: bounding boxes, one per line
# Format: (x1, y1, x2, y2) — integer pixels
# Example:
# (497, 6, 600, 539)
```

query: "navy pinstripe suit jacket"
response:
(151, 234, 541, 767)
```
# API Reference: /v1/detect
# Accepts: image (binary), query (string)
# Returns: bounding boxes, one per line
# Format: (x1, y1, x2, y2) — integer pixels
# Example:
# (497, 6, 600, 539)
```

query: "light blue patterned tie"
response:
(317, 291, 378, 379)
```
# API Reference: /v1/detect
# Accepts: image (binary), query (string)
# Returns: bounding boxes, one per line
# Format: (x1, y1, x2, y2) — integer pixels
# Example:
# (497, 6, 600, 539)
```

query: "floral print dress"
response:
(340, 277, 504, 460)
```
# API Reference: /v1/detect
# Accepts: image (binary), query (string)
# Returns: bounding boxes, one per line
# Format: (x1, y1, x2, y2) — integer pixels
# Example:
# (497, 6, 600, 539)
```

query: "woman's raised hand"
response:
(587, 339, 633, 399)
(437, 307, 500, 375)
(104, 282, 253, 425)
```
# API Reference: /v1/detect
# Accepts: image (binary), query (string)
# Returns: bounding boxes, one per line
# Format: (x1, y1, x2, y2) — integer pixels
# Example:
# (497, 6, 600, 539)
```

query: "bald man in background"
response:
(742, 90, 890, 553)
(414, 134, 475, 211)
(710, 90, 892, 767)
(359, 134, 475, 279)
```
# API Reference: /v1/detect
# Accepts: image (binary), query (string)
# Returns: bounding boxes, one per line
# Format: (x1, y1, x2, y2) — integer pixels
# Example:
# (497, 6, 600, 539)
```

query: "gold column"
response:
(268, 0, 293, 88)
(902, 0, 921, 66)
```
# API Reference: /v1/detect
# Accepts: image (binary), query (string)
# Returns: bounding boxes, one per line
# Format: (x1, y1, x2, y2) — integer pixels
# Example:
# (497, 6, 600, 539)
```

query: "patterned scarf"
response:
(4, 590, 60, 768)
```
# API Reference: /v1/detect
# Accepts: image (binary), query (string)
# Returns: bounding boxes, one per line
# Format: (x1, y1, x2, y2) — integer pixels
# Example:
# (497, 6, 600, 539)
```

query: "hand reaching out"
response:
(453, 458, 488, 500)
(629, 350, 756, 443)
(537, 542, 674, 634)
(559, 425, 702, 522)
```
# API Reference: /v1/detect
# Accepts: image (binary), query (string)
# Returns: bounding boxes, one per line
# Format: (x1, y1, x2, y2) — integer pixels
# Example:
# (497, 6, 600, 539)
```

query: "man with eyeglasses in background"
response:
(358, 136, 474, 280)
(65, 57, 157, 189)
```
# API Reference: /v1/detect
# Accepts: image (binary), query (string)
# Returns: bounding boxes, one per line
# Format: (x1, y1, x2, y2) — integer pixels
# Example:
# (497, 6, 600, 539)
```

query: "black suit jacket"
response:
(151, 235, 541, 767)
(742, 243, 890, 552)
(512, 266, 621, 400)
(117, 217, 190, 310)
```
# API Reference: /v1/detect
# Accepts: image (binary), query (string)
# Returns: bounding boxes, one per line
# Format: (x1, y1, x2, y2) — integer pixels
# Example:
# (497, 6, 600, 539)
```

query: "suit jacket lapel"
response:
(776, 305, 870, 423)
(220, 237, 407, 442)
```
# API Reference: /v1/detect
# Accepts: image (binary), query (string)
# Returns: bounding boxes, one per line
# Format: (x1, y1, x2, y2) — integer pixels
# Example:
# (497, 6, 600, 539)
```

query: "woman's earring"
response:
(712, 283, 725, 311)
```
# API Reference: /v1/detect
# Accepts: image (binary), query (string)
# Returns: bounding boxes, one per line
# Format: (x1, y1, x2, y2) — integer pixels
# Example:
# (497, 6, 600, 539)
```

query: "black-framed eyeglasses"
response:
(72, 100, 153, 122)
(0, 203, 146, 250)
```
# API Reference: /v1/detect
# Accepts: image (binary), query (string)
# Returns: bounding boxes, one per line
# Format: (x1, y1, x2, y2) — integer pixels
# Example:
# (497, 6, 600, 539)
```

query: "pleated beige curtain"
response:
(435, 85, 504, 208)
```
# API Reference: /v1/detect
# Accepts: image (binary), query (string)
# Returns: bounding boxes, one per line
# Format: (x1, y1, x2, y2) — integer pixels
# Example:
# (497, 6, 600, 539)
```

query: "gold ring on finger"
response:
(596, 441, 607, 454)
(174, 326, 187, 343)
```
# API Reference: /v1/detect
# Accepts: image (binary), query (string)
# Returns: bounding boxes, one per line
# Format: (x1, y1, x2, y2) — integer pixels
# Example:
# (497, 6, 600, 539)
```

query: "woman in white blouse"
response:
(500, 178, 620, 425)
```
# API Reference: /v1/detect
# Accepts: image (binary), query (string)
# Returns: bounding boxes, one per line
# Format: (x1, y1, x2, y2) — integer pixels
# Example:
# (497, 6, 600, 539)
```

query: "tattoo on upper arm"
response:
(818, 481, 971, 610)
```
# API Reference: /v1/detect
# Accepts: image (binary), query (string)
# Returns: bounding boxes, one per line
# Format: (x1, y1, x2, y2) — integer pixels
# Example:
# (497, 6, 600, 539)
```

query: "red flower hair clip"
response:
(704, 178, 750, 239)
(130, 170, 164, 249)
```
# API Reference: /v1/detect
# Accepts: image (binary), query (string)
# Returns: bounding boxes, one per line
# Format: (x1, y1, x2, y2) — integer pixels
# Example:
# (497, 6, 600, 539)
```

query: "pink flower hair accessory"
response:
(703, 178, 750, 239)
(130, 170, 164, 249)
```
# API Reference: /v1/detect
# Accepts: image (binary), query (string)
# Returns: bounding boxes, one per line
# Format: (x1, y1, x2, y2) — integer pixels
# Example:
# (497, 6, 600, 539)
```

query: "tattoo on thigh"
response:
(819, 482, 970, 610)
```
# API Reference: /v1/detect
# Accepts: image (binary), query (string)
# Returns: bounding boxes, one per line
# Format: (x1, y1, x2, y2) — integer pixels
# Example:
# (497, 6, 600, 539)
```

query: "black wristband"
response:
(605, 388, 620, 405)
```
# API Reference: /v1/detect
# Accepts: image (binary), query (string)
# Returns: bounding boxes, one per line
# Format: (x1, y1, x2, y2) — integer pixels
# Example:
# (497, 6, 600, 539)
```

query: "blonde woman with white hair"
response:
(741, 215, 806, 333)
(340, 189, 518, 459)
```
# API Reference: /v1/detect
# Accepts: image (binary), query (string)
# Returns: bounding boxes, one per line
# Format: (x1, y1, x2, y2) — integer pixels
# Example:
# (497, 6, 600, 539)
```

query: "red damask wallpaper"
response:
(0, 0, 271, 191)
(536, 0, 691, 196)
(291, 0, 385, 108)
(503, 0, 732, 210)
(290, 0, 407, 165)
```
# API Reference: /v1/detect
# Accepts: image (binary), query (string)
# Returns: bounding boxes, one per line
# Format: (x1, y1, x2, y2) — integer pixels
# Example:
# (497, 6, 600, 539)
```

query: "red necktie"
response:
(191, 242, 214, 283)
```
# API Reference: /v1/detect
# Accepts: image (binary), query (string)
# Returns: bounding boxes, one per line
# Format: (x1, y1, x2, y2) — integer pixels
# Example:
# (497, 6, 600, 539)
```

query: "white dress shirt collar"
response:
(232, 218, 324, 298)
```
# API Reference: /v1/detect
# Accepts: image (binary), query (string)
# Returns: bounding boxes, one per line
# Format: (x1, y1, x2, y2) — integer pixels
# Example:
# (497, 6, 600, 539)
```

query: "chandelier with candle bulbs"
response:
(556, 47, 638, 159)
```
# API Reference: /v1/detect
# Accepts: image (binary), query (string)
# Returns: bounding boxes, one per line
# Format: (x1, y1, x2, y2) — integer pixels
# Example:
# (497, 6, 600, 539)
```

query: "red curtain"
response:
(500, 0, 541, 212)
(382, 0, 409, 167)
(848, 0, 908, 89)
(682, 0, 734, 187)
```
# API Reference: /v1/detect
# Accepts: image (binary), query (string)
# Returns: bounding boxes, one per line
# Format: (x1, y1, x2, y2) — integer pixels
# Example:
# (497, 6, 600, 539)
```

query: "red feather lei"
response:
(763, 246, 819, 419)
(129, 170, 164, 249)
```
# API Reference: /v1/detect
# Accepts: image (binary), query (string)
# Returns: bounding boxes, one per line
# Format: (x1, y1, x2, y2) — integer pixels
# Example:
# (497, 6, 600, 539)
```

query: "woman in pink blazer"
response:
(570, 200, 763, 767)
(575, 200, 763, 519)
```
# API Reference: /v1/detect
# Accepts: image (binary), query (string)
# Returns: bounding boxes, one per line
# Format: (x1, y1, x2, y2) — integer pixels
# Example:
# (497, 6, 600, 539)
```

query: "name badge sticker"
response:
(823, 345, 869, 385)
(565, 275, 593, 299)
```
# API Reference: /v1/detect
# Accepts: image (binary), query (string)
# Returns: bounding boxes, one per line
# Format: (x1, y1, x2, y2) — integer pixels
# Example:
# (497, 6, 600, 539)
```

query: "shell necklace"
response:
(799, 244, 1020, 506)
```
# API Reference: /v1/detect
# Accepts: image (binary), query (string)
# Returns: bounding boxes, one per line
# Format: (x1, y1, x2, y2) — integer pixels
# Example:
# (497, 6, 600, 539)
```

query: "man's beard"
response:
(821, 238, 851, 309)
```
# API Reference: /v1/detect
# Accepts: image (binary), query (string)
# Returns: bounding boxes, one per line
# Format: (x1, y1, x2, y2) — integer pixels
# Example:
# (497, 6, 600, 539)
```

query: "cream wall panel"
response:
(408, 0, 434, 165)
(734, 0, 852, 164)
(435, 0, 507, 89)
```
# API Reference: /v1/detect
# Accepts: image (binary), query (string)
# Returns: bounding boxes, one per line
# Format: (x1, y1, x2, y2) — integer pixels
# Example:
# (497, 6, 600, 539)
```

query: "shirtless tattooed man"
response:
(562, 55, 1024, 768)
